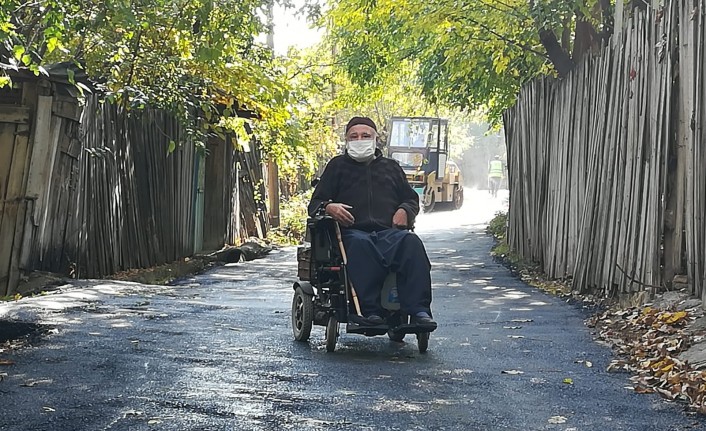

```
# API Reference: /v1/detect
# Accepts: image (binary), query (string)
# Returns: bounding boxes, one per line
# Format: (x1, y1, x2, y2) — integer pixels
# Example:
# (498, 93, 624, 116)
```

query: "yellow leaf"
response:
(661, 363, 674, 373)
(563, 378, 573, 385)
(663, 311, 687, 324)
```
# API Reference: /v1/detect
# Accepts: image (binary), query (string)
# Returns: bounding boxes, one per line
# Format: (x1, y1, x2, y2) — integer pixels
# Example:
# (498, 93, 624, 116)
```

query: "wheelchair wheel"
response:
(292, 287, 313, 342)
(417, 332, 429, 353)
(388, 329, 405, 343)
(325, 316, 338, 352)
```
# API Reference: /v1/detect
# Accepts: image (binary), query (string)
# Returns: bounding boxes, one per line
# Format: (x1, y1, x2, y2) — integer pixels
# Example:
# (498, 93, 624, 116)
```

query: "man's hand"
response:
(392, 208, 408, 228)
(325, 203, 355, 227)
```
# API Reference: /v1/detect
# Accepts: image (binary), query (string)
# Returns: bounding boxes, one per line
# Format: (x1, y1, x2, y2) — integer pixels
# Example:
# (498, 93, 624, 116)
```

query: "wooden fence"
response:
(0, 75, 268, 296)
(503, 0, 706, 300)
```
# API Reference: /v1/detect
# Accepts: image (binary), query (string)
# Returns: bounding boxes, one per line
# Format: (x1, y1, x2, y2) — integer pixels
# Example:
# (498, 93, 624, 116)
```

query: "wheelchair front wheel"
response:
(325, 316, 338, 352)
(417, 332, 429, 353)
(292, 287, 313, 342)
(388, 329, 405, 342)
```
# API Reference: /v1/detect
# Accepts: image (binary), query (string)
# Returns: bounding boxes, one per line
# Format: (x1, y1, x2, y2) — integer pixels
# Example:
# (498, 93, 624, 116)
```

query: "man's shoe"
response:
(349, 313, 385, 327)
(411, 312, 437, 331)
(365, 314, 385, 325)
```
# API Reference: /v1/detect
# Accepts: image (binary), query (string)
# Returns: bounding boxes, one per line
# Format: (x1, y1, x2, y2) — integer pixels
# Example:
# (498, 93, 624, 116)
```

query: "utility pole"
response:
(266, 0, 280, 228)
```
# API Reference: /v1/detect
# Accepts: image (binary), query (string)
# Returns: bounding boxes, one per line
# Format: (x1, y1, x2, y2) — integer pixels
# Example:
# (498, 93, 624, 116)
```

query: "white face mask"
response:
(347, 139, 376, 162)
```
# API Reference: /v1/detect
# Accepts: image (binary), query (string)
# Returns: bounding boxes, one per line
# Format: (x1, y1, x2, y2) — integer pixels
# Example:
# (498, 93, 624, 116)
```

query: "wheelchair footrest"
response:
(346, 323, 389, 337)
(391, 323, 436, 335)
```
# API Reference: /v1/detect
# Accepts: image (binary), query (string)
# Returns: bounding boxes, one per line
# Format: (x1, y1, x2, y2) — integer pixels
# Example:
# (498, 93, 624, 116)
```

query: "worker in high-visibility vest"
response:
(488, 155, 504, 198)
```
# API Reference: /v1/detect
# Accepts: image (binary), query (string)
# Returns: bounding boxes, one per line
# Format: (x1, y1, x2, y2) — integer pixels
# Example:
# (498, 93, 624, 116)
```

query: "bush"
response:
(268, 190, 313, 245)
(486, 211, 507, 240)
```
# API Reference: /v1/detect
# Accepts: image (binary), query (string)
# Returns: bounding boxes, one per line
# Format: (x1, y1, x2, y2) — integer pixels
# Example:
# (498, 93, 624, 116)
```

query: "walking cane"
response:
(334, 223, 363, 316)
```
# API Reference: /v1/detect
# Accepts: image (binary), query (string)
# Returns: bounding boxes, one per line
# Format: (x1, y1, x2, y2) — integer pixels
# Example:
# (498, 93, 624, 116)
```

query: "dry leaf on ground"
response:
(592, 305, 706, 412)
(548, 416, 567, 424)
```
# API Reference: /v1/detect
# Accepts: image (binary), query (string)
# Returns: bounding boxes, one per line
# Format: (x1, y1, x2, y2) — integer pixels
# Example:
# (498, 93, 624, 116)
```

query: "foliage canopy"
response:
(326, 0, 613, 121)
(0, 0, 337, 180)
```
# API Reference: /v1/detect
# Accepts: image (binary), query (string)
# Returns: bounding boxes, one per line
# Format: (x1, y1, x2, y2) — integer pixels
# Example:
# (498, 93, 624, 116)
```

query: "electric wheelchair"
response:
(291, 210, 433, 353)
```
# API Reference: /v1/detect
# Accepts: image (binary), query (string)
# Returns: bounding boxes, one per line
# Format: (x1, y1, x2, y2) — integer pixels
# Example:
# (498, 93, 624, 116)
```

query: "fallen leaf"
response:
(502, 370, 524, 375)
(148, 419, 162, 425)
(655, 387, 677, 400)
(548, 415, 567, 424)
(503, 326, 523, 330)
(0, 359, 14, 366)
(507, 335, 525, 339)
(634, 386, 655, 394)
(661, 311, 688, 325)
(21, 379, 52, 387)
(563, 378, 574, 385)
(42, 406, 56, 412)
(512, 319, 533, 323)
(585, 361, 593, 368)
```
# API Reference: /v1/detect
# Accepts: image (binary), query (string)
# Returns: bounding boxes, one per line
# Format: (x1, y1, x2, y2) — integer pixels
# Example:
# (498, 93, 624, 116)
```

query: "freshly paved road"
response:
(0, 191, 703, 430)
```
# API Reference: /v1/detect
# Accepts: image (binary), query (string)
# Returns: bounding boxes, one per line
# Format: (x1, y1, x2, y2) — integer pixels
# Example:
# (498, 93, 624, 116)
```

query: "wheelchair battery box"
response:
(297, 246, 312, 281)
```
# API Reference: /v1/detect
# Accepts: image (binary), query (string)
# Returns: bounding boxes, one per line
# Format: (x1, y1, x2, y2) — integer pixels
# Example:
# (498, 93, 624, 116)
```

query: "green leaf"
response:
(12, 45, 24, 60)
(167, 140, 176, 154)
(21, 54, 32, 66)
(67, 69, 75, 85)
(0, 76, 11, 88)
(46, 37, 59, 54)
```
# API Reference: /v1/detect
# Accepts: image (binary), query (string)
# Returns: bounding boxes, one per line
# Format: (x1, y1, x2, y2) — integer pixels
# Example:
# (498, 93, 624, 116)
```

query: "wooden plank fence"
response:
(0, 78, 268, 296)
(504, 1, 706, 300)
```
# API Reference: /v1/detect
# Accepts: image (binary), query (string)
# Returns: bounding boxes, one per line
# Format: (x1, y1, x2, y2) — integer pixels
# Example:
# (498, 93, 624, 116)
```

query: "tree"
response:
(0, 0, 335, 179)
(288, 38, 484, 168)
(326, 0, 613, 122)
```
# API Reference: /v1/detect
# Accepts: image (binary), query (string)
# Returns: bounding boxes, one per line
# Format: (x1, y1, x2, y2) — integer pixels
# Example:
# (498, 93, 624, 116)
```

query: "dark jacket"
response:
(308, 150, 420, 232)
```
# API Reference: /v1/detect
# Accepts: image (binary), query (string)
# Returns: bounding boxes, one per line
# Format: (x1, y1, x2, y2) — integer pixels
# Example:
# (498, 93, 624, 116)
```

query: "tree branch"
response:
(458, 14, 549, 60)
(616, 264, 663, 292)
(476, 0, 530, 20)
(528, 0, 575, 76)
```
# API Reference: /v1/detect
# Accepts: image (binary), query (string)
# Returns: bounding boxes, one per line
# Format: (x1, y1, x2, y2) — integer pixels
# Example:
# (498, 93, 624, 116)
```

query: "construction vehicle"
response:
(385, 116, 463, 212)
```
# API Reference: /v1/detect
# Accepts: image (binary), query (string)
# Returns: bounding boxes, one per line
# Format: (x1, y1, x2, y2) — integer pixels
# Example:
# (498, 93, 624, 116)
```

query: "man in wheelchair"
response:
(307, 116, 436, 332)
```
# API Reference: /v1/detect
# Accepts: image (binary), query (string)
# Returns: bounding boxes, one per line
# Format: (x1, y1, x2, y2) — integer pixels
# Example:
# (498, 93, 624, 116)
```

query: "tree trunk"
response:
(529, 0, 575, 77)
(600, 0, 614, 42)
(538, 29, 575, 77)
(561, 20, 572, 52)
(572, 12, 600, 63)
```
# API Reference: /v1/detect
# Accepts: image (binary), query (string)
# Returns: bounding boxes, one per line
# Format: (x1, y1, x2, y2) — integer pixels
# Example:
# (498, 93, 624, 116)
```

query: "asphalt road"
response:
(0, 190, 703, 431)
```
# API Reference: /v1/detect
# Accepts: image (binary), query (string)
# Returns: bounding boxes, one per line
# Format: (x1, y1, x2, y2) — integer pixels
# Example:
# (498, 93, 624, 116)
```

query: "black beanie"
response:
(345, 116, 377, 133)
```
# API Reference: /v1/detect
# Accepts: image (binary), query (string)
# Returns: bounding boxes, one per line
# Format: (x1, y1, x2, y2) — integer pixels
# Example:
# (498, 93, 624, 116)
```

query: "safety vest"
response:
(489, 160, 503, 178)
